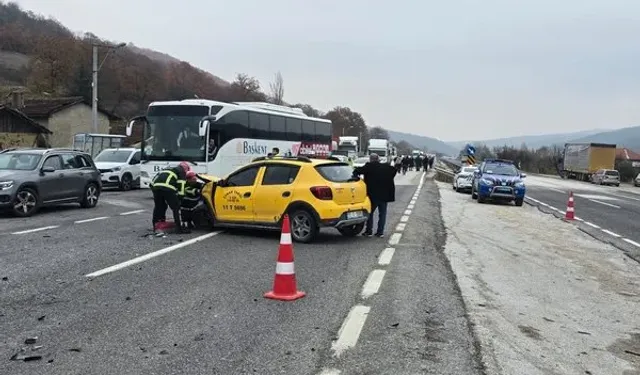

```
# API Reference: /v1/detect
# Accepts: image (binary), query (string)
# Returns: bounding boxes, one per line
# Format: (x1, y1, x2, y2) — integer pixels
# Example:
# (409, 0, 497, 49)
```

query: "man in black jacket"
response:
(353, 153, 397, 237)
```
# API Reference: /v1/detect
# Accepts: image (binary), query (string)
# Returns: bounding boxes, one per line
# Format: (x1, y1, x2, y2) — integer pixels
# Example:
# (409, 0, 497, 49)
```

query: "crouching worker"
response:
(150, 161, 191, 234)
(180, 171, 206, 229)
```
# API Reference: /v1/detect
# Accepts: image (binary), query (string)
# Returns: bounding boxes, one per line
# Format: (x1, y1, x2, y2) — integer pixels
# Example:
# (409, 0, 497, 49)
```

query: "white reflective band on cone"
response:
(275, 262, 295, 275)
(567, 207, 574, 211)
(280, 232, 292, 245)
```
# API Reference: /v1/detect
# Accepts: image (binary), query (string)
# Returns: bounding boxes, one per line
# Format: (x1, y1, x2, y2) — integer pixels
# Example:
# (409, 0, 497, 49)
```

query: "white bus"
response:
(126, 99, 333, 188)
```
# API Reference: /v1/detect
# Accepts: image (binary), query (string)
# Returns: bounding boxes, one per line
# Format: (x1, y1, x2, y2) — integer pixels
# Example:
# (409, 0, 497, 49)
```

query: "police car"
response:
(471, 159, 527, 206)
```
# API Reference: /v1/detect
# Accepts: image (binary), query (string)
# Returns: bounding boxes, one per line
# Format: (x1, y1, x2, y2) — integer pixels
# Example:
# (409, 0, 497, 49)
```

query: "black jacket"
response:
(353, 162, 397, 202)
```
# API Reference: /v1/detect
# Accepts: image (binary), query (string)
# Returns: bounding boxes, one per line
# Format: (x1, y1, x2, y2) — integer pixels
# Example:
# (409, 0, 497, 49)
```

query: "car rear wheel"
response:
(80, 183, 100, 208)
(289, 209, 319, 243)
(515, 198, 524, 206)
(338, 223, 365, 237)
(12, 188, 39, 217)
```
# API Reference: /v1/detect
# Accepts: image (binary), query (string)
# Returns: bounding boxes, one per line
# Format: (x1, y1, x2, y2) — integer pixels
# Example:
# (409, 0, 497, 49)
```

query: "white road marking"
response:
(588, 199, 620, 209)
(575, 194, 619, 201)
(317, 369, 341, 375)
(400, 215, 409, 222)
(74, 216, 109, 224)
(119, 209, 145, 216)
(396, 223, 406, 231)
(601, 229, 621, 238)
(407, 204, 415, 209)
(389, 232, 402, 245)
(584, 221, 601, 229)
(409, 200, 416, 205)
(361, 269, 386, 299)
(549, 188, 565, 194)
(404, 210, 412, 215)
(331, 305, 371, 357)
(85, 231, 222, 277)
(623, 238, 640, 247)
(378, 247, 395, 265)
(11, 225, 59, 235)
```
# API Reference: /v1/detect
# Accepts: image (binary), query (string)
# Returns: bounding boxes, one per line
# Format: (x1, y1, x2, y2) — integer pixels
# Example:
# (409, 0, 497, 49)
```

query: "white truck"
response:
(337, 136, 359, 161)
(367, 139, 391, 163)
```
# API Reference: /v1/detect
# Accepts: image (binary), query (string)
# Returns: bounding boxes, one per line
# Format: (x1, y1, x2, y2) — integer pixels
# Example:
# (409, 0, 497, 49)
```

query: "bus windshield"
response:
(142, 105, 210, 162)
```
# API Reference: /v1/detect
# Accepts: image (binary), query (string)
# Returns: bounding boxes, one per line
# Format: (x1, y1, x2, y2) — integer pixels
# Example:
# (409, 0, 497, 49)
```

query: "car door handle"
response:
(243, 192, 251, 198)
(282, 191, 291, 197)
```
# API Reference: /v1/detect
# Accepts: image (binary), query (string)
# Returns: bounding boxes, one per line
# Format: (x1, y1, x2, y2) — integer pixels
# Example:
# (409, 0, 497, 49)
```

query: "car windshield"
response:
(95, 150, 131, 163)
(605, 170, 619, 176)
(143, 105, 211, 162)
(484, 163, 519, 176)
(0, 153, 41, 170)
(316, 164, 356, 182)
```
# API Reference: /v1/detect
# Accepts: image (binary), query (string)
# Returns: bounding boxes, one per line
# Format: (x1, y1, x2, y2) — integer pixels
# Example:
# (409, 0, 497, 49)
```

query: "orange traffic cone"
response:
(264, 214, 306, 301)
(564, 191, 575, 221)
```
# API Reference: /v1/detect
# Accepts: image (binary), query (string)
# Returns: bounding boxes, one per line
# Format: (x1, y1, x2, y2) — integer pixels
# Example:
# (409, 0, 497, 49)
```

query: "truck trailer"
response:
(562, 142, 616, 181)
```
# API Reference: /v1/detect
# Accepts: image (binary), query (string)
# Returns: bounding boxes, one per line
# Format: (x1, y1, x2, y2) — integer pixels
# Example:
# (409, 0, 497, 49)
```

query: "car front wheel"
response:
(515, 198, 524, 206)
(12, 188, 39, 217)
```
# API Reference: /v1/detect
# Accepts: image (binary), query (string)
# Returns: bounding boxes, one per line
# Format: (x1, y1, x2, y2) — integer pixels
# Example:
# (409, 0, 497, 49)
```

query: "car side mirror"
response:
(41, 166, 55, 173)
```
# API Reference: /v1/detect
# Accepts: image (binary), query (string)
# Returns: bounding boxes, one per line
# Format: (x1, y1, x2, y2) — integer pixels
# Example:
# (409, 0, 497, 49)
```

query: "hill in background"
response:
(569, 125, 640, 150)
(387, 129, 458, 155)
(447, 129, 606, 150)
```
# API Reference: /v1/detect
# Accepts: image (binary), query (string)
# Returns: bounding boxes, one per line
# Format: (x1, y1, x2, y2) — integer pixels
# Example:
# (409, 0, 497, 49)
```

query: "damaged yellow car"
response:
(191, 156, 371, 243)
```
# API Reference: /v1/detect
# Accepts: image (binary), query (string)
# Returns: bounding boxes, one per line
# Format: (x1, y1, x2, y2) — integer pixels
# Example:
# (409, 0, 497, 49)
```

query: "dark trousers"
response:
(152, 187, 181, 229)
(366, 200, 388, 235)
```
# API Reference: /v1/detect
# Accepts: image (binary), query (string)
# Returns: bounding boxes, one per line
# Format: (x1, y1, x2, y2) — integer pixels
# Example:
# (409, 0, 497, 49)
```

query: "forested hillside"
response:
(0, 1, 455, 154)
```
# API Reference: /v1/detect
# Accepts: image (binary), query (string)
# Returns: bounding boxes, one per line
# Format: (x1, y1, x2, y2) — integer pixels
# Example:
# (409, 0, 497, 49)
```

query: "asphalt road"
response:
(0, 171, 481, 375)
(524, 175, 640, 251)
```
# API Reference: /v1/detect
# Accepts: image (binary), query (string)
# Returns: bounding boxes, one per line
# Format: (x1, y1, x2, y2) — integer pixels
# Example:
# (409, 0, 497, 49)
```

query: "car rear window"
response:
(315, 163, 355, 182)
(605, 170, 619, 176)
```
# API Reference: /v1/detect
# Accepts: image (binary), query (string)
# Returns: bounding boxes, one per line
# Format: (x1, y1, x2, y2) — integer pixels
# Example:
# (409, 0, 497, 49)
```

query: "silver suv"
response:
(591, 169, 620, 187)
(0, 148, 102, 217)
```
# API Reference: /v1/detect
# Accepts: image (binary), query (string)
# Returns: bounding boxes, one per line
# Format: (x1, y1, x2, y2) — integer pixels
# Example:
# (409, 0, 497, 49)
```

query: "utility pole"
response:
(91, 42, 126, 133)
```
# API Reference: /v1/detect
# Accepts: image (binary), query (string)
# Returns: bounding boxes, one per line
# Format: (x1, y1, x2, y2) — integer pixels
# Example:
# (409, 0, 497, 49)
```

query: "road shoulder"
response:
(437, 181, 640, 375)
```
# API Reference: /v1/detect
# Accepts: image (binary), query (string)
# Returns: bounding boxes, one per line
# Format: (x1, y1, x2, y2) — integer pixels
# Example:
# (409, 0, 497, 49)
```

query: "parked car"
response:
(94, 148, 141, 191)
(591, 169, 620, 187)
(471, 158, 526, 206)
(635, 172, 640, 187)
(0, 148, 102, 217)
(453, 165, 478, 193)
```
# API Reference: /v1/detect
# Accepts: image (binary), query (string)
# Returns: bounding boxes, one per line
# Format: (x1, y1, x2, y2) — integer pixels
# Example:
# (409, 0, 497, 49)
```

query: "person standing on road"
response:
(353, 153, 397, 237)
(150, 161, 191, 234)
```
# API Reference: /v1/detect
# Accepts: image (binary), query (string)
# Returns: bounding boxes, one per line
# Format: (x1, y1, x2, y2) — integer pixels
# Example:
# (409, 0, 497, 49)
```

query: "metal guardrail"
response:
(434, 165, 455, 183)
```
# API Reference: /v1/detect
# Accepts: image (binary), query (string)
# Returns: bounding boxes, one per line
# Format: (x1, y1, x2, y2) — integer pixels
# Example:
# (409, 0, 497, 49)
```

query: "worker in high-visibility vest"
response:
(150, 161, 191, 233)
(180, 171, 206, 229)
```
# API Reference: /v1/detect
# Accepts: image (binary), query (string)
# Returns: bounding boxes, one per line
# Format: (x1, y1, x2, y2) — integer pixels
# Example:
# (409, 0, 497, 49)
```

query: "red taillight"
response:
(310, 186, 333, 200)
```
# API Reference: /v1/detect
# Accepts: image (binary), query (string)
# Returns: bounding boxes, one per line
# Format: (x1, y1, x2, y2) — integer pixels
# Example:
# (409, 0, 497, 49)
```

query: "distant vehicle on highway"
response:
(562, 142, 616, 181)
(635, 173, 640, 187)
(352, 157, 369, 168)
(126, 100, 333, 189)
(193, 155, 371, 243)
(453, 166, 478, 193)
(471, 158, 527, 206)
(0, 148, 101, 217)
(591, 169, 620, 187)
(94, 148, 141, 191)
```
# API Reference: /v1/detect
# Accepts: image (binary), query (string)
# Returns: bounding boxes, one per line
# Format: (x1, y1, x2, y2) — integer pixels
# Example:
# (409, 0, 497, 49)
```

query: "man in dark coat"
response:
(353, 153, 397, 237)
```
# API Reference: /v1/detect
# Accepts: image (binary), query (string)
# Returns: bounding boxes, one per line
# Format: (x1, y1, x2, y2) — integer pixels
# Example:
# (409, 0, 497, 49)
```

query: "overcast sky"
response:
(12, 0, 640, 141)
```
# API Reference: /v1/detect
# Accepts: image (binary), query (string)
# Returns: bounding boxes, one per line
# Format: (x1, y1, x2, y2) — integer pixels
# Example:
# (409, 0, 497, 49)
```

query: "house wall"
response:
(46, 103, 110, 147)
(0, 110, 40, 148)
(0, 132, 38, 148)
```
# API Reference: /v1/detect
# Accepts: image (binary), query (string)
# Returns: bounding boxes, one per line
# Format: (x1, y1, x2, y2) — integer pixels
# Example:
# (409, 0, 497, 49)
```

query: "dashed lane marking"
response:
(11, 225, 59, 235)
(378, 247, 395, 265)
(331, 305, 371, 357)
(400, 215, 409, 222)
(119, 209, 146, 216)
(407, 204, 415, 209)
(317, 369, 341, 375)
(409, 199, 416, 205)
(361, 269, 386, 299)
(85, 231, 222, 278)
(588, 199, 621, 209)
(74, 216, 109, 224)
(396, 223, 406, 231)
(388, 232, 402, 245)
(404, 209, 412, 215)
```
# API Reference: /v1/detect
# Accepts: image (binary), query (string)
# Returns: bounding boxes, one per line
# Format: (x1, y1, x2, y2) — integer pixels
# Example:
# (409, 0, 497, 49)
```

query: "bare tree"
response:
(269, 71, 284, 104)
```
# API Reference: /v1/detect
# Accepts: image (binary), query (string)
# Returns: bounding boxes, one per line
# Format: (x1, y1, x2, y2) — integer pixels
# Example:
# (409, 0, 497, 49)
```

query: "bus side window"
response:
(270, 115, 286, 140)
(223, 110, 249, 139)
(315, 121, 332, 144)
(301, 120, 315, 142)
(249, 112, 269, 139)
(286, 118, 302, 141)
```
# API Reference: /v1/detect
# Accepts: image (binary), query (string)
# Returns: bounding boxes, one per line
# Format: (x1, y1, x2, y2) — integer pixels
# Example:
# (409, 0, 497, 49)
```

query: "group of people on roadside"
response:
(394, 154, 434, 174)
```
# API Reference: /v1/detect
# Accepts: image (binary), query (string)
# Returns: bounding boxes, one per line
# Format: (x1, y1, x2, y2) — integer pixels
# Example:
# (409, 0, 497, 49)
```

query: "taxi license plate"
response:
(347, 211, 362, 219)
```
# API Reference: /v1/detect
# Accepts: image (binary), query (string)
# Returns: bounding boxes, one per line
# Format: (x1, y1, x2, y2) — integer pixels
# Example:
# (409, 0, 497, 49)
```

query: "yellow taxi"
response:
(197, 155, 371, 243)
